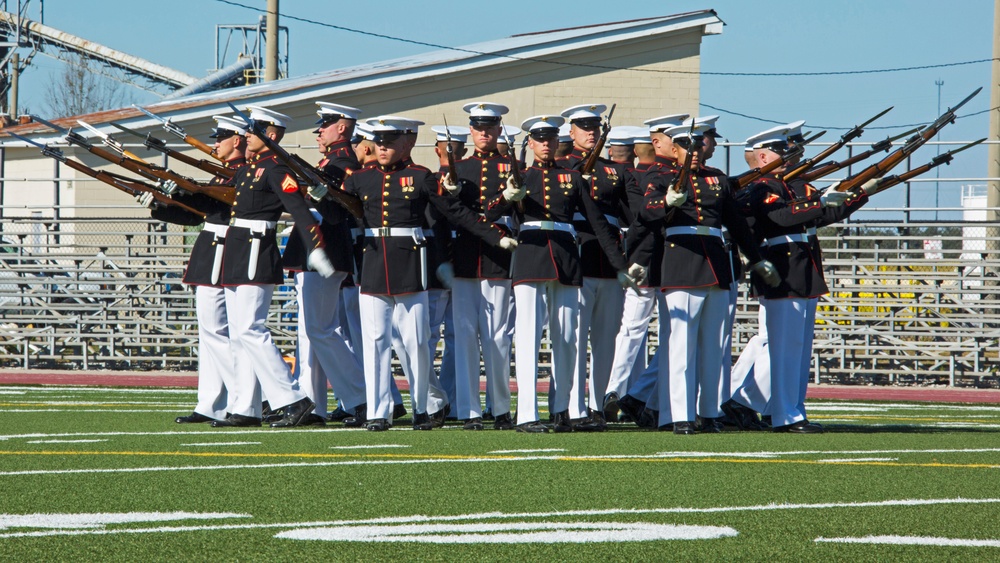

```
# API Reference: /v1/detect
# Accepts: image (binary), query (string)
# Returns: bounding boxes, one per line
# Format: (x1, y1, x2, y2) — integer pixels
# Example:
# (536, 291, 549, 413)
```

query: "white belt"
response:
(664, 225, 724, 240)
(230, 218, 277, 230)
(309, 208, 323, 224)
(202, 223, 229, 236)
(351, 228, 362, 238)
(364, 227, 425, 239)
(572, 212, 620, 228)
(521, 221, 577, 237)
(762, 228, 817, 247)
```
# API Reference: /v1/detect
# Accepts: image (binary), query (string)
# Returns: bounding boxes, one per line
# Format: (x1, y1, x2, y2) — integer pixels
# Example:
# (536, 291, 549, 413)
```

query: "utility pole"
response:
(935, 78, 943, 220)
(986, 0, 1000, 275)
(264, 0, 279, 82)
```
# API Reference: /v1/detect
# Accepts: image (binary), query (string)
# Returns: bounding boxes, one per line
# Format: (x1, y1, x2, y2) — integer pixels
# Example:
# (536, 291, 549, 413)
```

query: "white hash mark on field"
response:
(0, 512, 248, 530)
(276, 521, 738, 543)
(815, 535, 1000, 547)
(489, 449, 566, 454)
(26, 439, 108, 444)
(180, 442, 261, 447)
(0, 498, 997, 540)
(329, 444, 411, 450)
(816, 458, 899, 463)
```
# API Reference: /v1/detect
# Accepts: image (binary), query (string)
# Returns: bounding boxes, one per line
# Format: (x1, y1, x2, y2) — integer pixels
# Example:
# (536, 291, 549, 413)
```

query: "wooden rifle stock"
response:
(111, 123, 233, 178)
(798, 127, 922, 183)
(287, 153, 365, 219)
(580, 104, 616, 175)
(864, 138, 985, 197)
(134, 105, 223, 161)
(783, 106, 892, 181)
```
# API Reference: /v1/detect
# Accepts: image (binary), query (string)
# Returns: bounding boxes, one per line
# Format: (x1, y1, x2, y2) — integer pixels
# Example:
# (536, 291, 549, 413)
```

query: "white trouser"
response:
(224, 284, 305, 417)
(360, 291, 431, 420)
(425, 288, 453, 414)
(730, 305, 771, 414)
(193, 285, 232, 420)
(700, 281, 739, 416)
(636, 293, 668, 409)
(663, 287, 729, 424)
(295, 271, 365, 415)
(761, 297, 817, 427)
(341, 285, 403, 407)
(513, 281, 579, 425)
(570, 277, 625, 418)
(606, 286, 656, 400)
(452, 278, 513, 419)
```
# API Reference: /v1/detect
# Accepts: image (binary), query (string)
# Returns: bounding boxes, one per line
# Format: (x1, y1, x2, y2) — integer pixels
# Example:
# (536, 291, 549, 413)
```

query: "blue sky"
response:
(16, 0, 997, 216)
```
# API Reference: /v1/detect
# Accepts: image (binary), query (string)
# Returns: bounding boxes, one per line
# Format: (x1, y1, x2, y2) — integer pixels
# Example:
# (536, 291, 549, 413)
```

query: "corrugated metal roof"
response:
(2, 10, 721, 141)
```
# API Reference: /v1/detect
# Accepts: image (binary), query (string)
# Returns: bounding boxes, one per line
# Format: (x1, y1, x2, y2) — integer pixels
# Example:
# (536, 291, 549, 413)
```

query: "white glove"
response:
(307, 248, 336, 278)
(135, 192, 157, 209)
(502, 176, 526, 202)
(860, 178, 877, 194)
(820, 188, 850, 207)
(160, 179, 179, 196)
(441, 173, 461, 195)
(308, 183, 328, 201)
(751, 260, 781, 288)
(499, 236, 518, 251)
(665, 185, 687, 207)
(617, 269, 640, 291)
(627, 262, 647, 286)
(581, 173, 593, 184)
(435, 262, 455, 289)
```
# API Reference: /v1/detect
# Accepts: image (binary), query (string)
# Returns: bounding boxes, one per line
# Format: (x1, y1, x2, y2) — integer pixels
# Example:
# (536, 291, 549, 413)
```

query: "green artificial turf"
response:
(0, 385, 999, 561)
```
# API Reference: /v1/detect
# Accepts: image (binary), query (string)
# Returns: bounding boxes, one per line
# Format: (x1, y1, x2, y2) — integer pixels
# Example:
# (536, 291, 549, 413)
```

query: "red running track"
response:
(1, 370, 999, 403)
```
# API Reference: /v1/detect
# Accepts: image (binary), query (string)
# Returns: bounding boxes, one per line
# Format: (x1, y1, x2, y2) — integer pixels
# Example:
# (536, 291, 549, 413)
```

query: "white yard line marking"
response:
(815, 535, 1000, 547)
(0, 498, 995, 539)
(329, 445, 411, 450)
(654, 447, 1000, 457)
(0, 428, 366, 441)
(26, 439, 108, 444)
(277, 521, 737, 543)
(806, 406, 888, 412)
(179, 442, 261, 447)
(0, 511, 248, 530)
(490, 449, 566, 454)
(0, 386, 197, 395)
(0, 410, 183, 414)
(817, 457, 899, 463)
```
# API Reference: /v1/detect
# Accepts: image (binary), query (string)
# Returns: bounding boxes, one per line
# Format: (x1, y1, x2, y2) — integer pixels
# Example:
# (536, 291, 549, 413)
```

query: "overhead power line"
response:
(212, 0, 997, 78)
(699, 103, 1000, 130)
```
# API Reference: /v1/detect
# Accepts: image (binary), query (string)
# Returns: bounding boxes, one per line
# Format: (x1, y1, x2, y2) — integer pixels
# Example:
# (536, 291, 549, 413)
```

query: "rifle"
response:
(580, 103, 616, 175)
(828, 87, 982, 194)
(782, 106, 893, 182)
(863, 138, 985, 197)
(33, 116, 235, 206)
(134, 105, 222, 161)
(670, 121, 699, 193)
(7, 132, 205, 218)
(226, 102, 364, 218)
(111, 122, 233, 179)
(733, 130, 824, 188)
(499, 119, 525, 212)
(441, 115, 458, 184)
(798, 127, 921, 183)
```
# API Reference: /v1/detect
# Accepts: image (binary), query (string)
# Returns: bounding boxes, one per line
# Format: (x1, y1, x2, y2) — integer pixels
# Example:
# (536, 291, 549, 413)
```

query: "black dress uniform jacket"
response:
(640, 164, 761, 290)
(282, 140, 359, 274)
(624, 160, 672, 288)
(343, 159, 505, 296)
(563, 148, 630, 279)
(453, 149, 515, 280)
(152, 158, 244, 286)
(488, 159, 626, 287)
(221, 150, 322, 285)
(746, 174, 868, 299)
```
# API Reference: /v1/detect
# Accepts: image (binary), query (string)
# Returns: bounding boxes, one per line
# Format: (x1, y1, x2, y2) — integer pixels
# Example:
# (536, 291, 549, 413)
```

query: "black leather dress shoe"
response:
(366, 418, 390, 432)
(412, 412, 435, 430)
(551, 411, 573, 433)
(571, 411, 604, 432)
(211, 414, 262, 427)
(695, 416, 723, 433)
(270, 398, 316, 428)
(673, 421, 696, 435)
(602, 392, 620, 421)
(493, 412, 514, 430)
(342, 404, 368, 428)
(299, 413, 326, 426)
(327, 405, 352, 423)
(463, 417, 484, 431)
(429, 404, 451, 428)
(720, 399, 763, 431)
(175, 412, 213, 424)
(637, 408, 659, 429)
(760, 415, 772, 429)
(482, 410, 495, 422)
(393, 404, 407, 420)
(515, 420, 550, 433)
(617, 394, 645, 424)
(774, 420, 824, 434)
